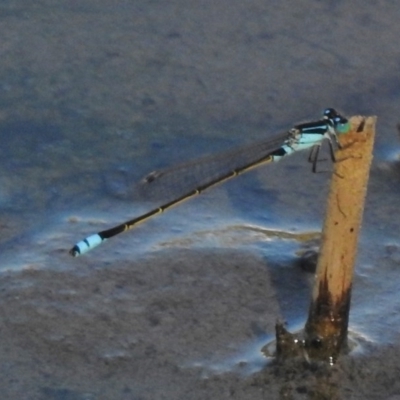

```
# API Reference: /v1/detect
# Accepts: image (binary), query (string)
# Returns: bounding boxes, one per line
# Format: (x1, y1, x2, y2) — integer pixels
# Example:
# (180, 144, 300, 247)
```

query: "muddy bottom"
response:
(0, 248, 398, 400)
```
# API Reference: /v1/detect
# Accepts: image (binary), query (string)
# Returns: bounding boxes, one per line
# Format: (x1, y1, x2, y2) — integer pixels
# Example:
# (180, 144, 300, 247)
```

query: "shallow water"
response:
(2, 1, 400, 399)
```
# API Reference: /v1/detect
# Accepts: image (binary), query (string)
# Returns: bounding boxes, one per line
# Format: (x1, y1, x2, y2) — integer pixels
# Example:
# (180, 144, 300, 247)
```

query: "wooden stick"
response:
(304, 115, 376, 362)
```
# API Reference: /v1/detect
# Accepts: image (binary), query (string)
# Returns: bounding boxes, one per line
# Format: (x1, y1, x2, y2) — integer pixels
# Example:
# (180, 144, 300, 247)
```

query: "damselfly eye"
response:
(323, 108, 338, 119)
(334, 115, 349, 124)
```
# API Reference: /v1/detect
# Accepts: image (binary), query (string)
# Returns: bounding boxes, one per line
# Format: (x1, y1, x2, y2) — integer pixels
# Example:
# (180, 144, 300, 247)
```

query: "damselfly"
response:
(69, 108, 350, 257)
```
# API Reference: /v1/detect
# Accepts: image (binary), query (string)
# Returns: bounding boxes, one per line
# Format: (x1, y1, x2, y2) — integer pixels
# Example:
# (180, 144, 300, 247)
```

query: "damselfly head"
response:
(323, 108, 350, 134)
(323, 108, 340, 120)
